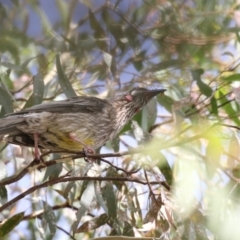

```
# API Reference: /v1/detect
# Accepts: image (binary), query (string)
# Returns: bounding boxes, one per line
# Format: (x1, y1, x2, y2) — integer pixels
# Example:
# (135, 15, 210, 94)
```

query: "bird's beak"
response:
(146, 89, 166, 98)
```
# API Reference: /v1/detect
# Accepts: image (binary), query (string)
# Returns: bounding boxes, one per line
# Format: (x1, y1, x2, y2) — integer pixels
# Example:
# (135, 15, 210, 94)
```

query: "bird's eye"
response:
(130, 89, 138, 96)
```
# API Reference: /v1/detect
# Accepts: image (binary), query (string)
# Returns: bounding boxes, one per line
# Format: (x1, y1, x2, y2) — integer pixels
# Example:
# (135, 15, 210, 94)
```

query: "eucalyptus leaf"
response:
(72, 181, 95, 234)
(33, 72, 44, 105)
(42, 201, 57, 237)
(0, 62, 22, 71)
(56, 54, 77, 98)
(0, 87, 13, 114)
(102, 182, 117, 221)
(0, 212, 24, 237)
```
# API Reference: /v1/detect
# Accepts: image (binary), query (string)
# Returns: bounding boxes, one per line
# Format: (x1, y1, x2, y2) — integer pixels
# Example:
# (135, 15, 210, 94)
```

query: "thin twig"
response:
(23, 202, 78, 220)
(0, 176, 170, 212)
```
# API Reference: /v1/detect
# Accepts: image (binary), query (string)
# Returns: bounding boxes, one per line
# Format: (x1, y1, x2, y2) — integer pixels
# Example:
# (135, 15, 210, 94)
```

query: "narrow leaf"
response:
(89, 9, 107, 51)
(72, 181, 95, 234)
(191, 69, 212, 97)
(157, 94, 174, 113)
(21, 56, 37, 69)
(218, 90, 240, 126)
(42, 201, 57, 236)
(56, 54, 77, 98)
(0, 62, 22, 71)
(142, 98, 157, 131)
(76, 214, 109, 233)
(37, 54, 48, 76)
(131, 120, 152, 144)
(145, 59, 182, 73)
(33, 72, 44, 105)
(0, 186, 7, 206)
(222, 74, 240, 82)
(102, 182, 117, 220)
(103, 52, 112, 68)
(0, 87, 13, 114)
(23, 93, 35, 109)
(43, 162, 62, 181)
(0, 212, 24, 237)
(94, 181, 108, 214)
(210, 97, 218, 115)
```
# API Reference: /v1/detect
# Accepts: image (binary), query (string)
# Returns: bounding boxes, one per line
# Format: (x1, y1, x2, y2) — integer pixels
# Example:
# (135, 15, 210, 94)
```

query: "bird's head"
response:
(113, 87, 166, 126)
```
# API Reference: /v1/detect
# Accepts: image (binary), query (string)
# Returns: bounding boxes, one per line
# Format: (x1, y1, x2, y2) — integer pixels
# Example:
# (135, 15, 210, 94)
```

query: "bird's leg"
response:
(34, 133, 40, 160)
(69, 133, 95, 162)
(69, 133, 95, 155)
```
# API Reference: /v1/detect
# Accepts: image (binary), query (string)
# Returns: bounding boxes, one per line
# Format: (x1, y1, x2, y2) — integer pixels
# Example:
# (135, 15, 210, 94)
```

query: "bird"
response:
(0, 87, 166, 159)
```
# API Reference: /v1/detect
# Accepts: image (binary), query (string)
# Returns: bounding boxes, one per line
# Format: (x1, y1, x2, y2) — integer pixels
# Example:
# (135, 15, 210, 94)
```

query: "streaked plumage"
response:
(0, 88, 166, 153)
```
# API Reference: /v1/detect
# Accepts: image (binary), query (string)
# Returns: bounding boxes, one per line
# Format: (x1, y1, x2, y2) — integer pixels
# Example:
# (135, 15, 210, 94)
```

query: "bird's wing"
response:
(7, 96, 110, 116)
(0, 96, 109, 137)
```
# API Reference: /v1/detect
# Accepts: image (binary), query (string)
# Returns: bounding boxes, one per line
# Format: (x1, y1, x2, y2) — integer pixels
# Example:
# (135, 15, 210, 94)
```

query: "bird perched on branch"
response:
(0, 87, 166, 159)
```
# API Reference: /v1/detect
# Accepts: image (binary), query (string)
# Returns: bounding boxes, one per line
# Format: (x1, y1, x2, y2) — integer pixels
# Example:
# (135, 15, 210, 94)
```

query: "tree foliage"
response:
(0, 0, 240, 239)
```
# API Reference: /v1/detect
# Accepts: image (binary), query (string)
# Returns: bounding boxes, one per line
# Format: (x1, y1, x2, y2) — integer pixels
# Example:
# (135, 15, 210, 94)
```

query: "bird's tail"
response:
(0, 116, 25, 137)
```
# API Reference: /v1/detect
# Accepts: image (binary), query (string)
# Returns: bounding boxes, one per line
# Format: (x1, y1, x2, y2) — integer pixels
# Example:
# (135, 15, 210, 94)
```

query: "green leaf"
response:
(227, 134, 240, 169)
(157, 94, 174, 113)
(76, 213, 109, 233)
(191, 69, 212, 97)
(0, 186, 7, 206)
(72, 181, 95, 234)
(132, 50, 146, 71)
(102, 182, 117, 220)
(56, 54, 77, 98)
(89, 9, 107, 51)
(33, 72, 44, 105)
(101, 8, 126, 52)
(0, 212, 24, 237)
(210, 97, 218, 115)
(157, 152, 173, 186)
(142, 98, 157, 131)
(0, 62, 22, 71)
(103, 52, 112, 68)
(131, 120, 152, 144)
(0, 161, 7, 180)
(145, 59, 182, 73)
(3, 74, 14, 91)
(133, 59, 143, 71)
(37, 54, 48, 75)
(23, 93, 35, 109)
(0, 37, 19, 63)
(78, 179, 89, 200)
(55, 0, 68, 28)
(222, 74, 240, 82)
(33, 5, 52, 35)
(21, 56, 37, 69)
(94, 181, 108, 214)
(63, 181, 76, 202)
(43, 155, 62, 181)
(111, 136, 120, 152)
(0, 86, 13, 114)
(42, 201, 57, 237)
(218, 90, 240, 126)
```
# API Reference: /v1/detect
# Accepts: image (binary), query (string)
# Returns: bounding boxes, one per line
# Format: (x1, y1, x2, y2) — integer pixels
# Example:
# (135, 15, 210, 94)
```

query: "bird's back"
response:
(0, 96, 116, 151)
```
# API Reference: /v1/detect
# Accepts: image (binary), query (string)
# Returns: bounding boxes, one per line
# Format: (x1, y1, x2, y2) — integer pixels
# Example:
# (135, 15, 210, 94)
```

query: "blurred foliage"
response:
(0, 0, 240, 239)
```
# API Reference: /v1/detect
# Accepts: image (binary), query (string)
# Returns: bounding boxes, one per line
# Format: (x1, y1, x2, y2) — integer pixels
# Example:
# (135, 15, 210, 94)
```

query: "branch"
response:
(0, 176, 169, 212)
(0, 155, 76, 187)
(0, 126, 213, 187)
(91, 237, 156, 240)
(23, 202, 78, 221)
(56, 225, 76, 240)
